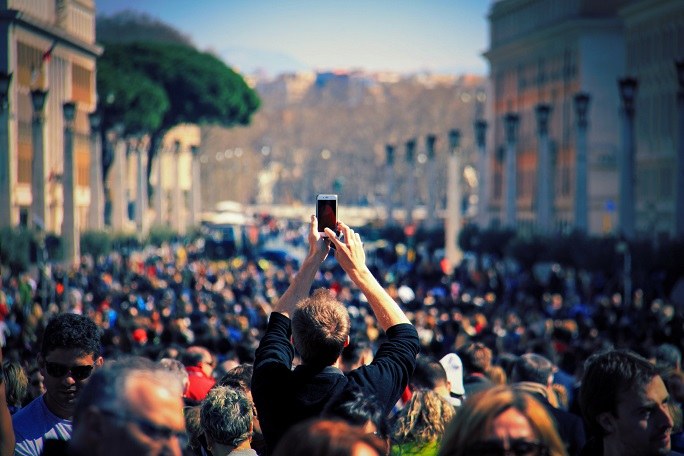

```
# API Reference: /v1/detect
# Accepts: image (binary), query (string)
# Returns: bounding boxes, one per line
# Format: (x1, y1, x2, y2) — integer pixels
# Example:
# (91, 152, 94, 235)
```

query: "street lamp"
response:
(31, 89, 49, 230)
(0, 72, 11, 109)
(618, 77, 638, 238)
(448, 129, 461, 152)
(31, 89, 48, 113)
(675, 60, 684, 238)
(425, 134, 438, 224)
(405, 138, 416, 224)
(385, 144, 395, 225)
(535, 104, 553, 234)
(574, 92, 591, 233)
(474, 120, 488, 227)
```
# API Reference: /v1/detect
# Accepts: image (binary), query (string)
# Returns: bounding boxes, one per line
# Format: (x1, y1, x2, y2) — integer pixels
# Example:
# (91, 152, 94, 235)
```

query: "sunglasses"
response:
(466, 439, 549, 456)
(44, 361, 95, 380)
(99, 409, 188, 448)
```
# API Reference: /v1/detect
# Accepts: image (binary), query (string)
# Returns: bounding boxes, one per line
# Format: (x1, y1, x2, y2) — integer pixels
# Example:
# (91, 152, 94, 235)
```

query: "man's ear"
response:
(344, 335, 350, 348)
(95, 356, 105, 367)
(597, 411, 616, 435)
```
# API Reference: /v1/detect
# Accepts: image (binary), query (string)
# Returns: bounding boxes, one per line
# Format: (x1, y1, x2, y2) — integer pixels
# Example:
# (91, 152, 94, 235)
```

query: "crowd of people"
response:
(0, 213, 683, 455)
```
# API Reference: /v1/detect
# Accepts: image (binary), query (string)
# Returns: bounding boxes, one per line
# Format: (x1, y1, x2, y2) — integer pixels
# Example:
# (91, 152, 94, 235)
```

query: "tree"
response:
(97, 41, 260, 198)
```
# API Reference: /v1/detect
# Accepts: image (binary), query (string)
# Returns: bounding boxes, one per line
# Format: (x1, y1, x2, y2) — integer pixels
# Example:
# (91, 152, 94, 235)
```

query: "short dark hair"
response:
(458, 342, 492, 375)
(511, 353, 554, 385)
(41, 313, 101, 358)
(411, 356, 448, 390)
(322, 385, 389, 439)
(217, 363, 253, 392)
(579, 349, 659, 437)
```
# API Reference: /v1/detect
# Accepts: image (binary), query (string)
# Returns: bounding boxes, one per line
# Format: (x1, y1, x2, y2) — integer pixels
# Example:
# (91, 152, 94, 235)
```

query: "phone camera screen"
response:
(317, 199, 337, 232)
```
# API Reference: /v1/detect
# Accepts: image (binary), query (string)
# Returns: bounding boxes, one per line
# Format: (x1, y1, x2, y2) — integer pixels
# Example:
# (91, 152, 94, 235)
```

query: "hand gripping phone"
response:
(316, 194, 338, 236)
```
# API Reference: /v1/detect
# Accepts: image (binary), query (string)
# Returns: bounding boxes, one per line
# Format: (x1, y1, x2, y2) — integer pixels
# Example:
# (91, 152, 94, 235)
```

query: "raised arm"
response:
(272, 215, 330, 318)
(326, 221, 410, 331)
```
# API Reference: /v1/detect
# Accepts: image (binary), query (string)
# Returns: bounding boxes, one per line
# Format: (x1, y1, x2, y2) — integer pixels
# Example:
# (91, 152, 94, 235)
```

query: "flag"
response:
(42, 41, 56, 63)
(31, 42, 56, 88)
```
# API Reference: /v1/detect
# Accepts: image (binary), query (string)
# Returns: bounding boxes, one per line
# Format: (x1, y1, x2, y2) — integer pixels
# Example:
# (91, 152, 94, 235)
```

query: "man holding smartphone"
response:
(252, 215, 420, 454)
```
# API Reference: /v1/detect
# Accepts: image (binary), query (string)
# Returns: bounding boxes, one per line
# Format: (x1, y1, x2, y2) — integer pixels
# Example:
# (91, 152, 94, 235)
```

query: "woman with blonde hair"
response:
(438, 385, 567, 456)
(391, 389, 456, 455)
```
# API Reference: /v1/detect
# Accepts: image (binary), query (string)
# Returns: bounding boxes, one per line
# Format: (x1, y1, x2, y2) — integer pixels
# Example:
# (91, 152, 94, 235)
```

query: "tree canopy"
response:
(96, 41, 260, 183)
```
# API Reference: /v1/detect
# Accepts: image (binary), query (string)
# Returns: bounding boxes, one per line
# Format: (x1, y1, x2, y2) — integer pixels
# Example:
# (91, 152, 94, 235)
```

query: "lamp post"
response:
(190, 144, 201, 229)
(385, 144, 395, 225)
(0, 72, 13, 227)
(425, 134, 437, 225)
(535, 104, 553, 234)
(618, 77, 638, 239)
(675, 59, 684, 238)
(88, 110, 104, 230)
(404, 138, 416, 224)
(31, 89, 48, 230)
(475, 119, 488, 228)
(504, 113, 519, 228)
(62, 101, 79, 265)
(445, 129, 463, 274)
(574, 92, 591, 233)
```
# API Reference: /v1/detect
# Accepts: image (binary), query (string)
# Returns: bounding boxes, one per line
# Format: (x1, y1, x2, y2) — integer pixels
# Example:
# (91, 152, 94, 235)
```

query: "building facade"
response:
(484, 0, 629, 235)
(0, 0, 100, 236)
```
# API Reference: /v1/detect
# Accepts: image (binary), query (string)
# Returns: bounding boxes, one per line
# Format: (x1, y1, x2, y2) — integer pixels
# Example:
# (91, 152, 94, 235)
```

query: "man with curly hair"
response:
(13, 313, 103, 456)
(252, 216, 420, 454)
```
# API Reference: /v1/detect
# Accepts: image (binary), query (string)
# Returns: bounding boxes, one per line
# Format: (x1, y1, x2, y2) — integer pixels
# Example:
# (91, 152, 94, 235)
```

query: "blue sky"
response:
(96, 0, 491, 76)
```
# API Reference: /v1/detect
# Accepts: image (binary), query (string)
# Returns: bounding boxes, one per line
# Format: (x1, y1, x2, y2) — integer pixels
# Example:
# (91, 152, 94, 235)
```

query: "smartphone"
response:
(316, 194, 338, 235)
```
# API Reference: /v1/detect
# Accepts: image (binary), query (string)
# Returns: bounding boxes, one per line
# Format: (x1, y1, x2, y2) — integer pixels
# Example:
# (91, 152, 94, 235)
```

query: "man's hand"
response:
(324, 221, 368, 280)
(308, 215, 330, 262)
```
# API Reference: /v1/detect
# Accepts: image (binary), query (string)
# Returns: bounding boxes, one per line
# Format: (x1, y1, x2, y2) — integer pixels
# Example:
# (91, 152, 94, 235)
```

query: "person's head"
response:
(3, 361, 27, 409)
(392, 389, 456, 449)
(412, 356, 451, 399)
(200, 386, 253, 455)
(272, 419, 386, 456)
(182, 346, 215, 378)
(39, 313, 104, 418)
(579, 349, 673, 456)
(26, 363, 46, 401)
(654, 344, 681, 372)
(439, 353, 465, 401)
(291, 288, 351, 367)
(323, 386, 390, 454)
(458, 342, 492, 376)
(438, 385, 567, 456)
(158, 358, 189, 397)
(216, 363, 253, 393)
(486, 365, 508, 386)
(511, 353, 555, 386)
(70, 356, 186, 456)
(341, 339, 373, 373)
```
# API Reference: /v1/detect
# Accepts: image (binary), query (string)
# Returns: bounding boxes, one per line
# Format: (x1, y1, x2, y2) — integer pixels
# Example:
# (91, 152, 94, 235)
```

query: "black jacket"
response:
(252, 312, 420, 454)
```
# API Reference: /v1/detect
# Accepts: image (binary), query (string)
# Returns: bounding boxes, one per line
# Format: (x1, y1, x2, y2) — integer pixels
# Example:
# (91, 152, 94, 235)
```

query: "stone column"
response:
(190, 145, 201, 228)
(474, 119, 488, 228)
(618, 78, 638, 239)
(445, 129, 463, 273)
(88, 111, 104, 230)
(62, 102, 79, 264)
(574, 93, 591, 233)
(385, 144, 395, 225)
(111, 132, 127, 230)
(31, 89, 48, 229)
(135, 138, 148, 234)
(172, 140, 184, 234)
(0, 73, 14, 228)
(425, 134, 438, 226)
(404, 139, 416, 224)
(535, 104, 553, 233)
(504, 113, 519, 228)
(155, 143, 165, 226)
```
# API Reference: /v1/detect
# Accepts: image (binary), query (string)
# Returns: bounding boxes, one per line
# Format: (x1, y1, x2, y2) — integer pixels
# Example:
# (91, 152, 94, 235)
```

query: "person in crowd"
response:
(340, 339, 374, 373)
(411, 356, 457, 408)
(485, 364, 508, 386)
(252, 216, 420, 453)
(184, 405, 207, 456)
(41, 356, 186, 456)
(200, 385, 257, 456)
(159, 358, 190, 402)
(655, 344, 682, 373)
(272, 419, 386, 456)
(457, 342, 493, 397)
(578, 349, 682, 456)
(3, 360, 27, 414)
(182, 346, 216, 404)
(322, 385, 391, 455)
(439, 353, 465, 406)
(217, 363, 266, 456)
(511, 353, 586, 456)
(13, 313, 103, 456)
(24, 365, 45, 406)
(438, 385, 568, 456)
(390, 389, 455, 456)
(0, 348, 15, 456)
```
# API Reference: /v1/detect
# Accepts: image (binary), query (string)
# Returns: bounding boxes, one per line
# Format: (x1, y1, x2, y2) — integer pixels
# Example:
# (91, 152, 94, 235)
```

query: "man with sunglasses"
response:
(13, 313, 103, 456)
